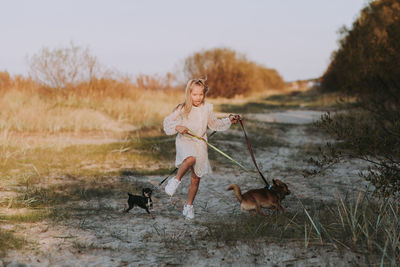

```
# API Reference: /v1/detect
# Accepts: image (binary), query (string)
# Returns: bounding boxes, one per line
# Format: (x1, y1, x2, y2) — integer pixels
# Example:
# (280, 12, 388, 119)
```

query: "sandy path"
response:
(247, 110, 325, 124)
(2, 110, 369, 266)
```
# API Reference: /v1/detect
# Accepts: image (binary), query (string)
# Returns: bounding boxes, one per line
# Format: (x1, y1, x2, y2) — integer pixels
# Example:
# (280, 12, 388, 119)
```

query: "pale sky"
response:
(1, 0, 368, 81)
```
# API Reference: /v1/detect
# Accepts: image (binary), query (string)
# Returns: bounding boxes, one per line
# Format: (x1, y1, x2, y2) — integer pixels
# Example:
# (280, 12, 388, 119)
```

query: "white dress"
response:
(163, 101, 232, 177)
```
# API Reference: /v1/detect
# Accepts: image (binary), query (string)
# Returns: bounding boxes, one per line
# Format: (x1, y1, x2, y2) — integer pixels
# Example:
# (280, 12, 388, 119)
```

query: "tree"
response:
(314, 0, 400, 197)
(27, 43, 101, 89)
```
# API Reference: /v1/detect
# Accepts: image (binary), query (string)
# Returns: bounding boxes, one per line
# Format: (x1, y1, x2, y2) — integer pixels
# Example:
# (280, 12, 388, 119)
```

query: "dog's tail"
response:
(227, 184, 243, 203)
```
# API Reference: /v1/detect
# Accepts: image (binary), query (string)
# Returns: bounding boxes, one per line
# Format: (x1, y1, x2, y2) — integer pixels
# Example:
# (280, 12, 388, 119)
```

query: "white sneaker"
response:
(165, 177, 181, 196)
(183, 204, 194, 220)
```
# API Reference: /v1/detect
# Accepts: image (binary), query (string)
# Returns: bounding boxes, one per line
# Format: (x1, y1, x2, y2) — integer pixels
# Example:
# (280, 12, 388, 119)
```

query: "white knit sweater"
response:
(163, 101, 232, 177)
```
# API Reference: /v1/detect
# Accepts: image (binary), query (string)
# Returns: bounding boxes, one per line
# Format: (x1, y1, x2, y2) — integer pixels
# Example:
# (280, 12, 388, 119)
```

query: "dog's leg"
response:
(277, 203, 286, 213)
(122, 203, 128, 213)
(249, 210, 257, 216)
(255, 203, 267, 216)
(125, 203, 134, 213)
(145, 208, 155, 219)
(147, 198, 154, 211)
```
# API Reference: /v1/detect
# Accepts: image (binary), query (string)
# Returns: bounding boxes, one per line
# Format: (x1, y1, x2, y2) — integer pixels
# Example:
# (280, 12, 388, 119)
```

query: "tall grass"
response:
(0, 72, 184, 134)
(203, 193, 399, 266)
(301, 193, 399, 265)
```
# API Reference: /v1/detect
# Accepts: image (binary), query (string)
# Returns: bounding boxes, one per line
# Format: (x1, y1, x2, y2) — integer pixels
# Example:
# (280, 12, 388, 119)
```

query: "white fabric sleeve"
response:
(207, 103, 232, 131)
(163, 108, 183, 135)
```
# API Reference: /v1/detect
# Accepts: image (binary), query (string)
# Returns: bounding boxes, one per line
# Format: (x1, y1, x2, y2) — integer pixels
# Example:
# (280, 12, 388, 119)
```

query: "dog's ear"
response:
(142, 188, 145, 196)
(272, 179, 276, 185)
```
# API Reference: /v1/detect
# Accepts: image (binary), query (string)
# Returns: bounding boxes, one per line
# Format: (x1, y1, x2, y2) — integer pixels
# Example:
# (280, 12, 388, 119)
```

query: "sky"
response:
(1, 0, 368, 81)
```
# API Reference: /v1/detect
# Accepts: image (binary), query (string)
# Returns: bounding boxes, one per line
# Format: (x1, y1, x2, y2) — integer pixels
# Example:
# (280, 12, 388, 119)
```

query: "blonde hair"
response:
(174, 77, 209, 117)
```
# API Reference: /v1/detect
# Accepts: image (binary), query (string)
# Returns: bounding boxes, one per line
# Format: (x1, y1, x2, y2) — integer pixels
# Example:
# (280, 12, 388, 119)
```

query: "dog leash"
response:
(237, 118, 270, 187)
(153, 167, 179, 191)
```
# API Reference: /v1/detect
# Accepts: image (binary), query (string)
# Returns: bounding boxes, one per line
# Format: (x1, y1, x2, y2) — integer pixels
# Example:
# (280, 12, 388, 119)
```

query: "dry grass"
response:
(202, 194, 400, 265)
(0, 71, 335, 136)
(0, 135, 176, 191)
(0, 81, 183, 134)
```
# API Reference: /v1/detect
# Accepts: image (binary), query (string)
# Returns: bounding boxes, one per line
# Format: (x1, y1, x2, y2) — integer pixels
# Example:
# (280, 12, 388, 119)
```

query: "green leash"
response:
(184, 129, 252, 173)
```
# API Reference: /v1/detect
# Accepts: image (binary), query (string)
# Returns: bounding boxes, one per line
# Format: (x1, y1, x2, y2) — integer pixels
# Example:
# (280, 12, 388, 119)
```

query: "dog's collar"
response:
(266, 184, 274, 191)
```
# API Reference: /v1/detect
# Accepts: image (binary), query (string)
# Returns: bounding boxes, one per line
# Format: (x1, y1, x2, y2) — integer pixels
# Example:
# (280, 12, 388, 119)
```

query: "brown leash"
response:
(238, 118, 270, 187)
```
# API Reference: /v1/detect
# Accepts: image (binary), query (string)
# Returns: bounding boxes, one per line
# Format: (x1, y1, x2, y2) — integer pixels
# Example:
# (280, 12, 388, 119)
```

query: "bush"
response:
(183, 47, 284, 98)
(0, 71, 11, 89)
(313, 110, 400, 197)
(315, 0, 400, 197)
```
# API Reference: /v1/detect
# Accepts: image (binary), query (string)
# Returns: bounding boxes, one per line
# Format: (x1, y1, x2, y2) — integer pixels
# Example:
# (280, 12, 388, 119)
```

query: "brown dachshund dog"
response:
(227, 179, 290, 216)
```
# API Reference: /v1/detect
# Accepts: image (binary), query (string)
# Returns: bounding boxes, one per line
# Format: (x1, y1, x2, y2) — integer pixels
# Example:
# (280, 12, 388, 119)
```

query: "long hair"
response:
(174, 77, 209, 117)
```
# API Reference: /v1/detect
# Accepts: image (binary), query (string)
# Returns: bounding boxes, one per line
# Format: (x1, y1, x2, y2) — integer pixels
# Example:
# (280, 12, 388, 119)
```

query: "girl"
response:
(163, 78, 239, 220)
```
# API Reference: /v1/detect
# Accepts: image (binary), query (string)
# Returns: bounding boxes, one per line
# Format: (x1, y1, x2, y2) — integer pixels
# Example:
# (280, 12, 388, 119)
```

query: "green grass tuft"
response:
(0, 229, 26, 257)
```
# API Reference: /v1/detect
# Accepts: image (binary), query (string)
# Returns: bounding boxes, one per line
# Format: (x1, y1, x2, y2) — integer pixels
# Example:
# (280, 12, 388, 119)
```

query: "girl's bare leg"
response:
(186, 167, 200, 205)
(176, 156, 196, 181)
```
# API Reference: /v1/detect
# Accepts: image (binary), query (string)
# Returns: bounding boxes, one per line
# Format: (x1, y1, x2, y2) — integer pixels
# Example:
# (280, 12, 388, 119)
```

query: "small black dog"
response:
(125, 188, 154, 219)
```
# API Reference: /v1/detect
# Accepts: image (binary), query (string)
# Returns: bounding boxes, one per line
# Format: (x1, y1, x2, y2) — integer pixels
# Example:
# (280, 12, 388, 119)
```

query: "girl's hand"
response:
(176, 125, 189, 134)
(229, 114, 240, 124)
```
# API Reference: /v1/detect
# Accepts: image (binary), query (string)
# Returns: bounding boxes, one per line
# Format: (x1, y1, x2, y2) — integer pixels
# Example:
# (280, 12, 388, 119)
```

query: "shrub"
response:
(315, 0, 400, 197)
(26, 42, 102, 89)
(184, 47, 284, 98)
